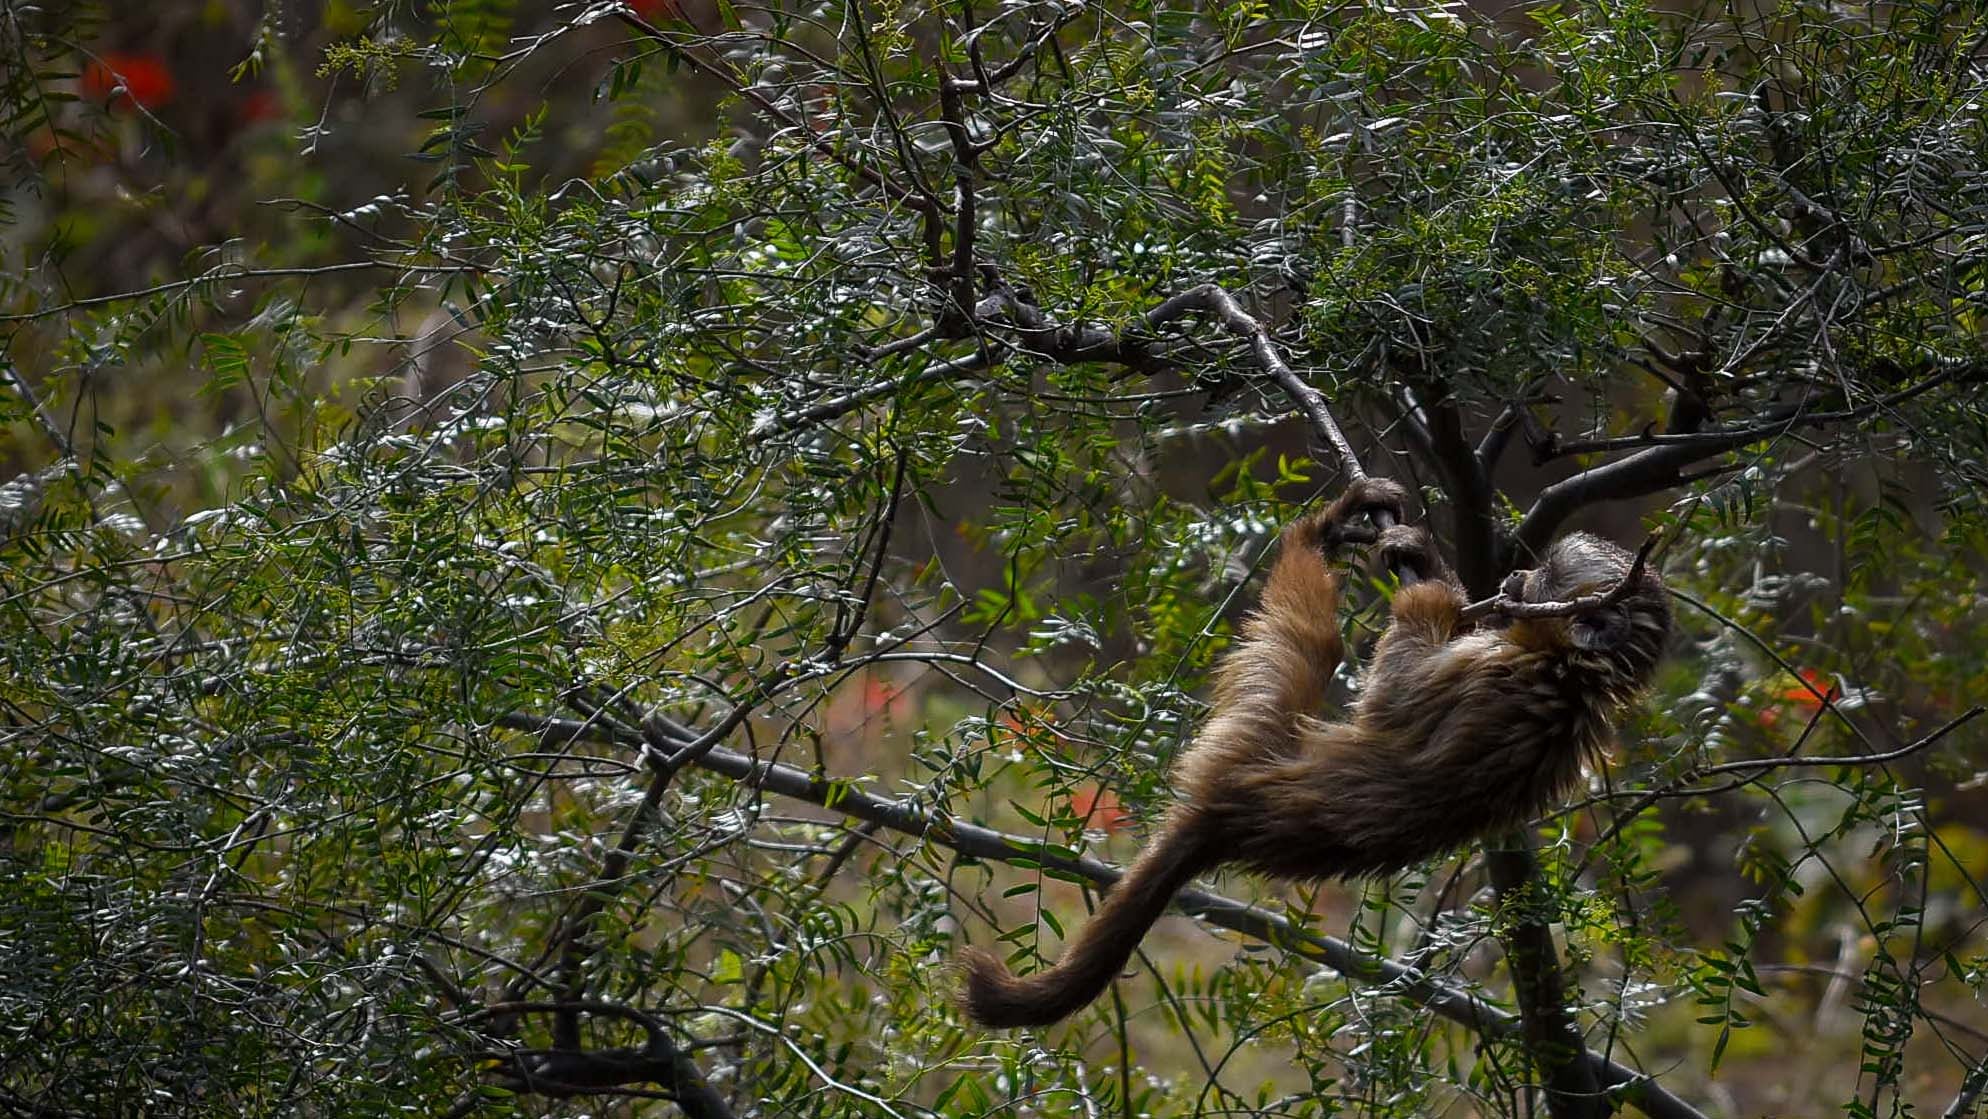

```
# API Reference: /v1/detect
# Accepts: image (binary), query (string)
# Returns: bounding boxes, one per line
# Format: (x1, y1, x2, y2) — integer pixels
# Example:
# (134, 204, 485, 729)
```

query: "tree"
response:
(2, 0, 1985, 1116)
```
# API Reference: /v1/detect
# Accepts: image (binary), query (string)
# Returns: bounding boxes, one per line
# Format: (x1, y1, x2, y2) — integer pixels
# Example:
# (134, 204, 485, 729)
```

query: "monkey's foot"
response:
(1308, 477, 1409, 553)
(1376, 524, 1445, 583)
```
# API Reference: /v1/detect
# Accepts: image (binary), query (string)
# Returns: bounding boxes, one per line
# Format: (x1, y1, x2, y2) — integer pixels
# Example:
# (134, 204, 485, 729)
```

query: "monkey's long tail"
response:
(958, 814, 1219, 1029)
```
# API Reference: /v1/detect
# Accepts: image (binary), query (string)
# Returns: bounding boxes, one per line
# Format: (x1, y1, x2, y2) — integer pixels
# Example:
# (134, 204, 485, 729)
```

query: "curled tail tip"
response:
(954, 946, 1055, 1030)
(956, 819, 1218, 1030)
(954, 946, 1022, 1028)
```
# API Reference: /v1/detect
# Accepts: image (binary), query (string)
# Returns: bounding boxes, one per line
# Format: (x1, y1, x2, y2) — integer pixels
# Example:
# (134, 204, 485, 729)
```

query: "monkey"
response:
(959, 478, 1672, 1029)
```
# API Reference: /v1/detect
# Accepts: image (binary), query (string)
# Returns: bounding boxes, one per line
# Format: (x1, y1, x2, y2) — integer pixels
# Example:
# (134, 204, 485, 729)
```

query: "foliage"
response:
(2, 0, 1986, 1116)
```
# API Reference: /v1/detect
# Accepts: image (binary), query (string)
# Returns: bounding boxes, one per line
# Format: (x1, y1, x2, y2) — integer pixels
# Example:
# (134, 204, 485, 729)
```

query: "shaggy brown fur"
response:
(959, 479, 1671, 1029)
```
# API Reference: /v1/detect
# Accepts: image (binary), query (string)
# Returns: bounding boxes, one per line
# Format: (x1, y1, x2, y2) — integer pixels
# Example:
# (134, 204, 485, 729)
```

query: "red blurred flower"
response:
(1778, 668, 1840, 710)
(82, 52, 175, 111)
(1754, 667, 1842, 729)
(859, 674, 907, 722)
(238, 89, 282, 125)
(626, 0, 682, 18)
(1070, 784, 1132, 834)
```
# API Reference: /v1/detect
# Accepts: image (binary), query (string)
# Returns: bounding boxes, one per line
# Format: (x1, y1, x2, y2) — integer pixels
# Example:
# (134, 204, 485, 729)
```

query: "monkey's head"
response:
(1508, 532, 1671, 696)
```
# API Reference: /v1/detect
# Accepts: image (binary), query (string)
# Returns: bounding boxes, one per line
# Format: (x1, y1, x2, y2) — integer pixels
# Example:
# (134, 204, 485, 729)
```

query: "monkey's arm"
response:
(1205, 479, 1407, 731)
(1211, 523, 1344, 717)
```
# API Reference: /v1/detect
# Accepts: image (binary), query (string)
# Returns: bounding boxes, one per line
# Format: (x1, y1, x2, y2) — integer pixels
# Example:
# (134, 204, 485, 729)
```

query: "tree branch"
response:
(1385, 368, 1622, 1115)
(1539, 369, 1960, 459)
(765, 279, 1371, 485)
(1515, 366, 1968, 559)
(943, 6, 1085, 95)
(498, 711, 1711, 1119)
(1944, 1056, 1988, 1119)
(1398, 379, 1504, 593)
(1475, 399, 1524, 476)
(1691, 706, 1983, 776)
(1485, 843, 1606, 1119)
(616, 14, 937, 214)
(1515, 437, 1758, 560)
(462, 999, 732, 1116)
(1144, 283, 1369, 482)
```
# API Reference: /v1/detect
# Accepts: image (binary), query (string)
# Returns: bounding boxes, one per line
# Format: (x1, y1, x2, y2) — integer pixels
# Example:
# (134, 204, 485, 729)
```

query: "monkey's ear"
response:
(1569, 608, 1630, 650)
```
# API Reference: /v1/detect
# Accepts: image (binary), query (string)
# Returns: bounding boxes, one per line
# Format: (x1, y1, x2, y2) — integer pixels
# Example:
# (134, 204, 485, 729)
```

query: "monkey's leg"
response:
(1233, 519, 1348, 706)
(1178, 535, 1345, 800)
(1353, 526, 1469, 722)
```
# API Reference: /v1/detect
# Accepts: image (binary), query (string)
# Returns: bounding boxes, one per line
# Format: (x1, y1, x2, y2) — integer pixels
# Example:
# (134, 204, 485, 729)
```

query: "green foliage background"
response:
(2, 0, 1986, 1116)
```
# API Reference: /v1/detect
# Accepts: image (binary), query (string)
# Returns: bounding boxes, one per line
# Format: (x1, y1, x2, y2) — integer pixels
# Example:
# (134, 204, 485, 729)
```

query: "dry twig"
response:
(1458, 532, 1660, 624)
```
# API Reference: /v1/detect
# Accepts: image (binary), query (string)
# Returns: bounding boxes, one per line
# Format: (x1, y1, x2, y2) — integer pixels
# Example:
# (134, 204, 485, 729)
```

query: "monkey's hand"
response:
(1375, 524, 1457, 586)
(1294, 477, 1409, 555)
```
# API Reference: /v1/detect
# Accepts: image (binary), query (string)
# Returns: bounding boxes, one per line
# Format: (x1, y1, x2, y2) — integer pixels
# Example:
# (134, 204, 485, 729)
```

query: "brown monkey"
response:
(959, 478, 1671, 1028)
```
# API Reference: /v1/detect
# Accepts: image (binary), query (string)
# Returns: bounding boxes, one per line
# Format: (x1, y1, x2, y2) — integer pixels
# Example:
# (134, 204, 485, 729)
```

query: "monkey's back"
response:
(1196, 643, 1613, 881)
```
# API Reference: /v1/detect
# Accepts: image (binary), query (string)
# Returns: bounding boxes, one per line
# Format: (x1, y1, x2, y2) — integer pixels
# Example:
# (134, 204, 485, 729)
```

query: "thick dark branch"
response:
(1515, 437, 1758, 561)
(1517, 367, 1967, 558)
(499, 711, 1709, 1119)
(935, 80, 978, 324)
(1475, 401, 1522, 476)
(1398, 381, 1502, 594)
(944, 7, 1085, 94)
(465, 1000, 732, 1115)
(1395, 377, 1619, 1118)
(1385, 371, 1610, 1116)
(1485, 846, 1605, 1119)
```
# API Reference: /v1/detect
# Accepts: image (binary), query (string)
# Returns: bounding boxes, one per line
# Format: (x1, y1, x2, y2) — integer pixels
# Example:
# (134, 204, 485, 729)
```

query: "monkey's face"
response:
(1514, 533, 1671, 687)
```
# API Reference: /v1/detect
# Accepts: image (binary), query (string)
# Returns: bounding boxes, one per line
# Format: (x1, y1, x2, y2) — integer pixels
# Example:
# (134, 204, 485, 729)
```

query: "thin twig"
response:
(1542, 370, 1961, 458)
(1692, 707, 1983, 776)
(764, 280, 1379, 507)
(616, 13, 936, 213)
(0, 262, 469, 323)
(1572, 703, 1985, 872)
(1945, 1057, 1988, 1119)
